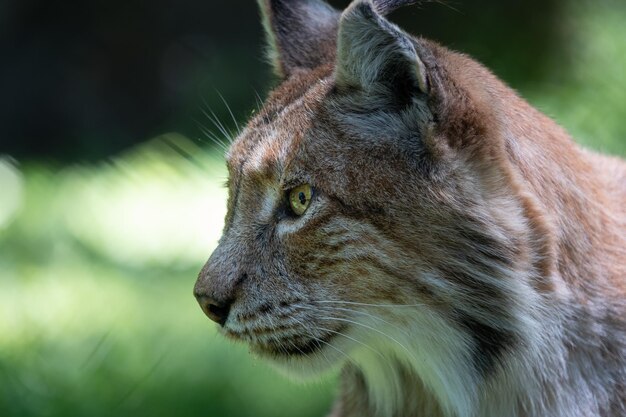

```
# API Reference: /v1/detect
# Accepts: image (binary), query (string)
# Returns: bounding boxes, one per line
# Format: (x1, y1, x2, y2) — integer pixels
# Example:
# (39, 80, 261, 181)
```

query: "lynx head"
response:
(194, 0, 553, 413)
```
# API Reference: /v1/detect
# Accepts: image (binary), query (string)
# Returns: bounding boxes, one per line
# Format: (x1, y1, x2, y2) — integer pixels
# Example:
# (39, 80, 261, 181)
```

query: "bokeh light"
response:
(63, 134, 228, 268)
(0, 157, 23, 231)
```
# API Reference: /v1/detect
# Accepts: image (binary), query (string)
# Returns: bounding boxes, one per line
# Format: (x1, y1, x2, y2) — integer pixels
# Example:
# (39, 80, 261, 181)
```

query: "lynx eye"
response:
(288, 184, 312, 216)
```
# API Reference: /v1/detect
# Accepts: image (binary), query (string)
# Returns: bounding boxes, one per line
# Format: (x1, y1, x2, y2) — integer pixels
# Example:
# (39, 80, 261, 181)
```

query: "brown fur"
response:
(194, 1, 626, 416)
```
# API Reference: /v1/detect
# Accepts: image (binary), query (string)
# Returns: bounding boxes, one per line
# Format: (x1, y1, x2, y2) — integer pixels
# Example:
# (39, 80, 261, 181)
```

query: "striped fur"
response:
(194, 1, 626, 416)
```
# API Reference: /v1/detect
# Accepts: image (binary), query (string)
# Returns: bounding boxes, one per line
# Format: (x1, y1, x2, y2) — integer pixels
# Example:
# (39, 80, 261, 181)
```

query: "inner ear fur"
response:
(257, 0, 340, 78)
(335, 0, 429, 98)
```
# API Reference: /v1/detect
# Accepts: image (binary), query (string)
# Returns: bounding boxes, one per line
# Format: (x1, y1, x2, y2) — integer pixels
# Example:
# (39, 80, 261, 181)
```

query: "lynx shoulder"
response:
(194, 1, 626, 416)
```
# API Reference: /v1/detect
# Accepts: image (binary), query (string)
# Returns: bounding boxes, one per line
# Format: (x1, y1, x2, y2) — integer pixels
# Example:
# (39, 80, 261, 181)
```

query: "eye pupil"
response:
(288, 184, 312, 216)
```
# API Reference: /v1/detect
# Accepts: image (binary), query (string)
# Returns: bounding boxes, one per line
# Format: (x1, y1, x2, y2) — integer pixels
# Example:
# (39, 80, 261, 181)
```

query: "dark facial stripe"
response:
(320, 192, 517, 378)
(307, 244, 436, 301)
(452, 223, 515, 268)
(455, 312, 515, 379)
(438, 258, 517, 378)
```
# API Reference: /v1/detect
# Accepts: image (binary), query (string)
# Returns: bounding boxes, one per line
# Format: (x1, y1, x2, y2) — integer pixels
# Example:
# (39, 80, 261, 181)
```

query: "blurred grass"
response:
(525, 0, 626, 156)
(0, 1, 624, 417)
(0, 137, 336, 417)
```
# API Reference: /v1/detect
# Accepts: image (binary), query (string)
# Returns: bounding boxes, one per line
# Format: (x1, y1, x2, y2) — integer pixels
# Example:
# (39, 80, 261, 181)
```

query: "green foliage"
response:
(0, 139, 336, 417)
(525, 0, 626, 156)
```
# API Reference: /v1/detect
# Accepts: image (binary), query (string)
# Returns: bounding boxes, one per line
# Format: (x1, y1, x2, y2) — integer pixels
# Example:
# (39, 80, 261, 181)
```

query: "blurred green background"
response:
(0, 1, 624, 416)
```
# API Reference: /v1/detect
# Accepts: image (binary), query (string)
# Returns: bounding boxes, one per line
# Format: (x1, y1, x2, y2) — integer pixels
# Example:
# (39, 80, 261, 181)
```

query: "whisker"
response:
(285, 337, 311, 359)
(314, 325, 384, 359)
(203, 129, 229, 150)
(314, 300, 427, 308)
(432, 0, 461, 14)
(305, 304, 411, 338)
(216, 90, 240, 134)
(290, 316, 352, 364)
(199, 97, 235, 144)
(209, 109, 233, 143)
(197, 124, 229, 151)
(201, 107, 232, 143)
(195, 118, 229, 149)
(317, 315, 417, 363)
(308, 332, 352, 363)
(253, 89, 264, 112)
(161, 135, 219, 169)
(194, 115, 226, 144)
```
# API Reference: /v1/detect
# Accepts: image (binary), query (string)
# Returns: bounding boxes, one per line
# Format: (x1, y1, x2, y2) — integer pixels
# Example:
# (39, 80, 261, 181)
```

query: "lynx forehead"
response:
(194, 1, 626, 416)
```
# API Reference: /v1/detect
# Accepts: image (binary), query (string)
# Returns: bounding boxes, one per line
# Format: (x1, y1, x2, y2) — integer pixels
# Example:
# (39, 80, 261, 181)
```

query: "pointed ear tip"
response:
(342, 0, 405, 18)
(342, 0, 370, 14)
(340, 0, 380, 27)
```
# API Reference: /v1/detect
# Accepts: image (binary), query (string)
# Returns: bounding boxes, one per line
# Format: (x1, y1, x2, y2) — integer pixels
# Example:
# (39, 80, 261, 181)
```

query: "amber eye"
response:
(288, 184, 313, 216)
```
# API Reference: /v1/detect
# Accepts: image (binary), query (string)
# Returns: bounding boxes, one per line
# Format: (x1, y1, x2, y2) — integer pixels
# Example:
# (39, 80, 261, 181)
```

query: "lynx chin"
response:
(194, 0, 626, 416)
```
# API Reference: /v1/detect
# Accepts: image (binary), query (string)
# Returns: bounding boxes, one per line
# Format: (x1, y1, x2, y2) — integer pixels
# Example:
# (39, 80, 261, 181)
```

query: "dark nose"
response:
(195, 295, 232, 326)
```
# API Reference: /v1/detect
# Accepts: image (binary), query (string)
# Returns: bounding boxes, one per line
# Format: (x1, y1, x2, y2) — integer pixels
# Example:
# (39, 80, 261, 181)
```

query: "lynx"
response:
(193, 0, 626, 416)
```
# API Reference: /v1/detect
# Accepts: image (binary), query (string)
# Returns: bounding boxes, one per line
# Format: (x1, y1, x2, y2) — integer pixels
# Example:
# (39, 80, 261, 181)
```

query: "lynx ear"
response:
(335, 0, 429, 102)
(257, 0, 340, 78)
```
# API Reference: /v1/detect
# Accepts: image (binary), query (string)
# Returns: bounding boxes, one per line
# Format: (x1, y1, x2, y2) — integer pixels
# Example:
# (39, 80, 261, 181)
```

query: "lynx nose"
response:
(195, 294, 232, 326)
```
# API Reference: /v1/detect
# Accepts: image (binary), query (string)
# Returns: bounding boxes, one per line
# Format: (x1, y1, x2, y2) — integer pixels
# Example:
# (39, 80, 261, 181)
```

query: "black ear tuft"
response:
(258, 0, 340, 78)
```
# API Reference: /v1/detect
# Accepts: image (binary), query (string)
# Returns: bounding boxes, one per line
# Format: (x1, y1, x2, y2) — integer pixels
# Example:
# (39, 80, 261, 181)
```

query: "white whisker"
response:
(197, 124, 229, 151)
(305, 304, 411, 338)
(318, 315, 417, 363)
(315, 325, 385, 358)
(290, 316, 352, 364)
(217, 90, 241, 134)
(315, 300, 427, 308)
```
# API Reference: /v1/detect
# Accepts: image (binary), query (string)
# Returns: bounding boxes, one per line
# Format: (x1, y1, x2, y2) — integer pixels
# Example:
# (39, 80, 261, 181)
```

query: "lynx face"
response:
(195, 0, 541, 382)
(194, 1, 626, 416)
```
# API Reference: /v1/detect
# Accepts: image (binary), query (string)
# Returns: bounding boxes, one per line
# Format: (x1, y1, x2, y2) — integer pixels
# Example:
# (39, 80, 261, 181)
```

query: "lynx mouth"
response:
(249, 327, 346, 358)
(252, 338, 325, 357)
